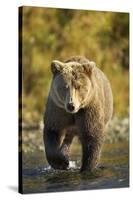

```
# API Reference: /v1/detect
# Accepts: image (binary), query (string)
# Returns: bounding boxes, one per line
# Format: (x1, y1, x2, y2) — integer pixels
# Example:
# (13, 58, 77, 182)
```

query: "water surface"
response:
(22, 135, 129, 194)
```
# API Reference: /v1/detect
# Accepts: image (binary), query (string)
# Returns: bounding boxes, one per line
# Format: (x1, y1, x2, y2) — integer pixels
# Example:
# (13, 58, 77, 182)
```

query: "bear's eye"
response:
(63, 84, 69, 89)
(75, 85, 80, 90)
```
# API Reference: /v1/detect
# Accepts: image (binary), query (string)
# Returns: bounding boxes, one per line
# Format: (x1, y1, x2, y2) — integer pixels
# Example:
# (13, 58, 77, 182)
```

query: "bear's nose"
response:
(67, 103, 75, 112)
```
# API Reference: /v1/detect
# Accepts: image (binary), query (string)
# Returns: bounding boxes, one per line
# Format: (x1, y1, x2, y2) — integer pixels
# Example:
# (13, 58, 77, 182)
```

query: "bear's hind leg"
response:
(60, 127, 77, 159)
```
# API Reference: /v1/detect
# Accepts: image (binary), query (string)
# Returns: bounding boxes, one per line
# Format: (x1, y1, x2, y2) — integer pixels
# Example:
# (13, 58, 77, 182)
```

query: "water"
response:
(22, 137, 129, 194)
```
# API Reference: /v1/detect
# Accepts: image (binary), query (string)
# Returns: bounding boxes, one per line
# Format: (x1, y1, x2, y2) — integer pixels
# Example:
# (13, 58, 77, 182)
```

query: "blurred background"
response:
(21, 7, 129, 125)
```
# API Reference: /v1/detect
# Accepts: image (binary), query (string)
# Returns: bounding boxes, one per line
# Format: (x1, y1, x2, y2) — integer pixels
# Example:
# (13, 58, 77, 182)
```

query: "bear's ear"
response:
(51, 60, 64, 75)
(82, 61, 96, 76)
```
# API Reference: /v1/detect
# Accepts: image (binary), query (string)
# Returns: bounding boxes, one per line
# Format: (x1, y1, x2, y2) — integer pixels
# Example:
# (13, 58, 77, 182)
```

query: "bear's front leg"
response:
(80, 133, 104, 172)
(76, 109, 105, 172)
(44, 127, 69, 170)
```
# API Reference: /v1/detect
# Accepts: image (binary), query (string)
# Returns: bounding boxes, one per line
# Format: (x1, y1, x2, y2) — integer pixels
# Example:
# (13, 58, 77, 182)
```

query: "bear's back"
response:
(65, 56, 89, 64)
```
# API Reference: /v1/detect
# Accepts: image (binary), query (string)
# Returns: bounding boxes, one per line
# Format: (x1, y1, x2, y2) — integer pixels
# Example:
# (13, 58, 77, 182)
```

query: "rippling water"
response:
(22, 138, 129, 194)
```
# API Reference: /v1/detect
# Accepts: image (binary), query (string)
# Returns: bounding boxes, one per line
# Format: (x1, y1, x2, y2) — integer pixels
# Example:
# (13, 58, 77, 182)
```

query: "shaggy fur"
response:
(43, 56, 113, 172)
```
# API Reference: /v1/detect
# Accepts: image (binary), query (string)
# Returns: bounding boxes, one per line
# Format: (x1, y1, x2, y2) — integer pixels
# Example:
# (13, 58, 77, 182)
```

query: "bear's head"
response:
(50, 59, 95, 113)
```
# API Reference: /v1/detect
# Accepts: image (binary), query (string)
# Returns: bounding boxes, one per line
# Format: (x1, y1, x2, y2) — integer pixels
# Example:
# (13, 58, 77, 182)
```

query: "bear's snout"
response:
(67, 102, 75, 112)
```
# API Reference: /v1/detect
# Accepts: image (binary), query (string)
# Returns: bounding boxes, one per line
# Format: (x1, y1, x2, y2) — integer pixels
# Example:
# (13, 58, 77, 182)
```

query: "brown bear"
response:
(43, 56, 113, 172)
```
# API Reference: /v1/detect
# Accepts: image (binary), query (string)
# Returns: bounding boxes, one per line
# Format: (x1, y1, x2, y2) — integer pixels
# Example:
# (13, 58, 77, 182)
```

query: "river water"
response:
(21, 132, 129, 194)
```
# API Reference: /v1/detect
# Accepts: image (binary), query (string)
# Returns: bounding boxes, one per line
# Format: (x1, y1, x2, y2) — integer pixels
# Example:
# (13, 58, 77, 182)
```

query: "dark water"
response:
(22, 140, 129, 194)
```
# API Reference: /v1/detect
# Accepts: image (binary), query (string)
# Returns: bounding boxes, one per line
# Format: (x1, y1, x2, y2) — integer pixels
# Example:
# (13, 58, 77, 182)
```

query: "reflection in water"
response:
(22, 140, 129, 194)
